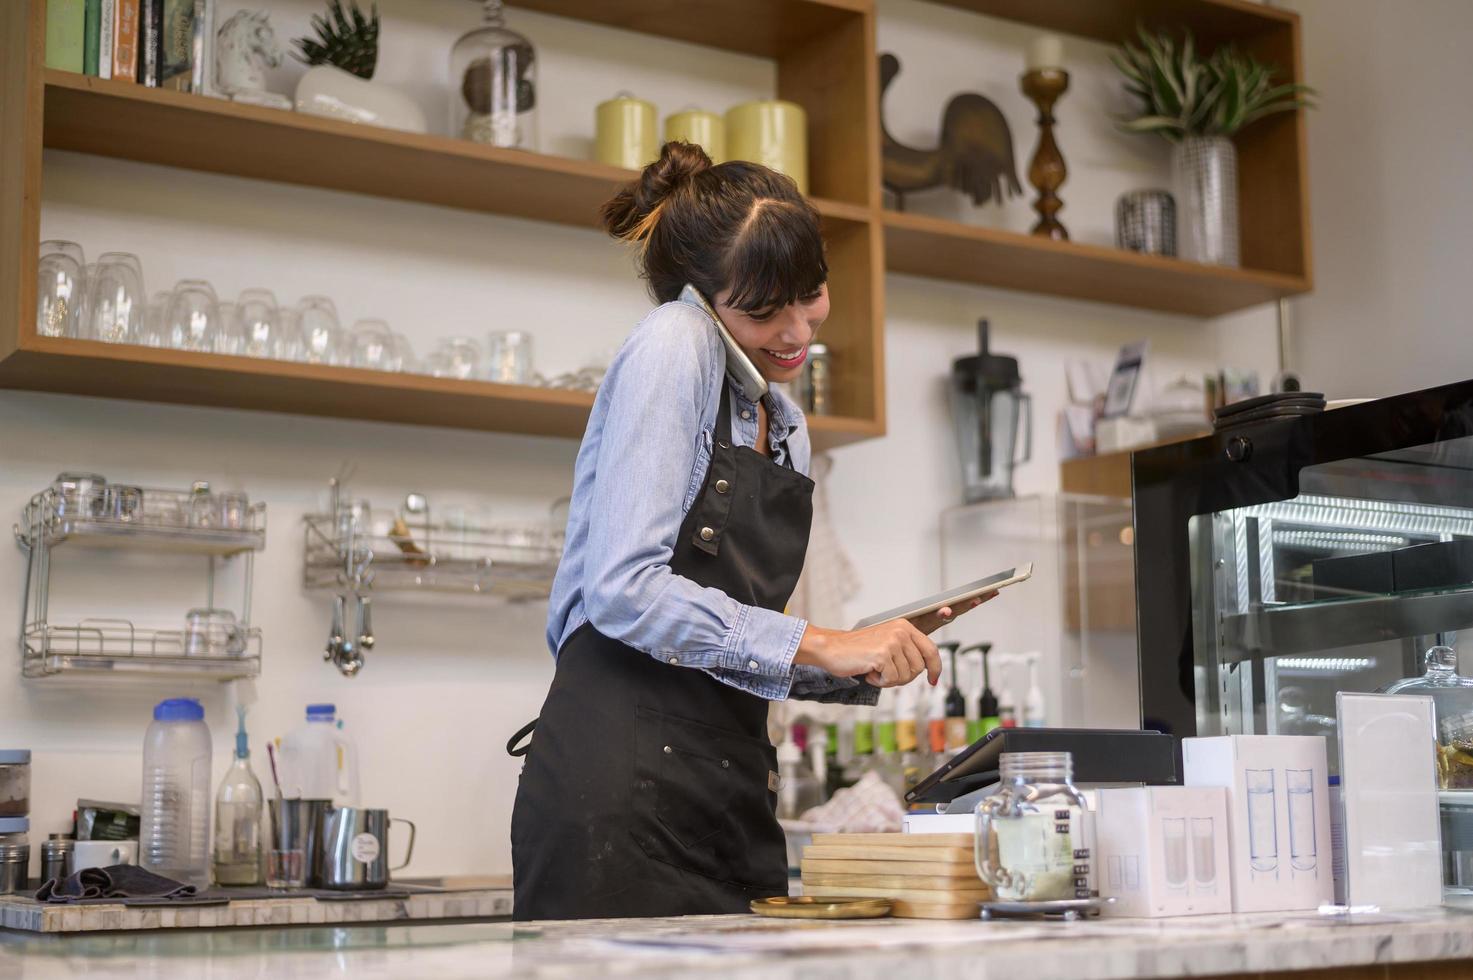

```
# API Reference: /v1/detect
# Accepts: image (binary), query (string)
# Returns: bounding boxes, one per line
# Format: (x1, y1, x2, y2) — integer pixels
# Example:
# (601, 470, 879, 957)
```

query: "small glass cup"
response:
(389, 333, 416, 373)
(36, 241, 87, 339)
(349, 319, 394, 371)
(236, 288, 281, 358)
(272, 307, 306, 362)
(132, 291, 172, 348)
(296, 295, 347, 365)
(85, 252, 146, 344)
(266, 848, 306, 889)
(214, 302, 243, 355)
(486, 330, 533, 384)
(427, 336, 482, 380)
(166, 280, 221, 353)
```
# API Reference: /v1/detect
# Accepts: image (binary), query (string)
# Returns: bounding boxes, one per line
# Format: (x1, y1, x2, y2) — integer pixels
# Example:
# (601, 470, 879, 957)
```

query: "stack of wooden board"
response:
(799, 832, 990, 919)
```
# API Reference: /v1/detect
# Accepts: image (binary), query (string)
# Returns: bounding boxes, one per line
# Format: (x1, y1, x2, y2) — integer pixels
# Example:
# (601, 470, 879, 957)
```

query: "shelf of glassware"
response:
(23, 620, 262, 680)
(0, 336, 881, 448)
(302, 512, 562, 600)
(19, 484, 266, 557)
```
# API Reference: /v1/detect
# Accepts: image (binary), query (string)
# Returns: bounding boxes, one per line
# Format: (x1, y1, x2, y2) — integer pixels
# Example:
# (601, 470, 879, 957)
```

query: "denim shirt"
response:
(546, 298, 877, 705)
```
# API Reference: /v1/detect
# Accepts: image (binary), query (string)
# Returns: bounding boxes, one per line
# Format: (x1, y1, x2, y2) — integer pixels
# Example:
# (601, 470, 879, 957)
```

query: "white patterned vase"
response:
(1172, 135, 1239, 267)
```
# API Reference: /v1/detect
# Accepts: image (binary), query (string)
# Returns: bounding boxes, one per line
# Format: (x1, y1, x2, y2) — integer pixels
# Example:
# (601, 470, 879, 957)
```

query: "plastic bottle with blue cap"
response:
(279, 703, 360, 806)
(140, 698, 212, 887)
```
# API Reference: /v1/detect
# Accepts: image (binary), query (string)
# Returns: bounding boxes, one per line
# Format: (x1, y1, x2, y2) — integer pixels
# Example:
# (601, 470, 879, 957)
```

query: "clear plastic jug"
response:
(140, 698, 213, 887)
(279, 704, 360, 806)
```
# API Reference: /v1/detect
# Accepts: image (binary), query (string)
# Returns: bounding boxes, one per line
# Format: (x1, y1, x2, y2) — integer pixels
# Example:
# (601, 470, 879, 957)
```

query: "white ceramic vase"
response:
(294, 65, 428, 134)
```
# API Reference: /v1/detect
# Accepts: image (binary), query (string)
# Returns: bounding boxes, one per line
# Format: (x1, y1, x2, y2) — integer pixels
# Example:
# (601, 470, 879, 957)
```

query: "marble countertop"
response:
(4, 902, 1473, 979)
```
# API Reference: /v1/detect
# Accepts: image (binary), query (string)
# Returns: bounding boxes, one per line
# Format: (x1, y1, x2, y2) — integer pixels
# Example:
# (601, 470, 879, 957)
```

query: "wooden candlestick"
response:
(1020, 68, 1069, 240)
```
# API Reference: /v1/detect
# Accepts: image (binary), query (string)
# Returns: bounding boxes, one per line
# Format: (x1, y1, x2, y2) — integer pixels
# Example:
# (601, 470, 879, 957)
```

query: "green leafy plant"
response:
(1111, 27, 1315, 141)
(294, 0, 380, 80)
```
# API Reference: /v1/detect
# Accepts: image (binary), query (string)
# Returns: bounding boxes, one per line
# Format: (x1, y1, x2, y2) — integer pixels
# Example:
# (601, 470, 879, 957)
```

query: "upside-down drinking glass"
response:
(296, 296, 347, 365)
(215, 302, 243, 355)
(166, 280, 221, 353)
(85, 251, 146, 344)
(134, 291, 172, 348)
(349, 319, 395, 371)
(37, 240, 87, 339)
(236, 288, 281, 358)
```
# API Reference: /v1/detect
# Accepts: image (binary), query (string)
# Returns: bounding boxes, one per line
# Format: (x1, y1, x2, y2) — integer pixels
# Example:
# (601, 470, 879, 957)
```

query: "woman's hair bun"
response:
(601, 140, 713, 242)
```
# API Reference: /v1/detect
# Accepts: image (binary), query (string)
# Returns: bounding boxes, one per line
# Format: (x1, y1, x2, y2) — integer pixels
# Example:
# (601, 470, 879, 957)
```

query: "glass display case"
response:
(1134, 381, 1473, 756)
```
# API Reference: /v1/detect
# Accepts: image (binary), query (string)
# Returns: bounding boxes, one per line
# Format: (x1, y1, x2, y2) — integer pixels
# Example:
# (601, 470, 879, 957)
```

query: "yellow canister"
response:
(664, 109, 726, 164)
(595, 93, 659, 171)
(725, 99, 808, 194)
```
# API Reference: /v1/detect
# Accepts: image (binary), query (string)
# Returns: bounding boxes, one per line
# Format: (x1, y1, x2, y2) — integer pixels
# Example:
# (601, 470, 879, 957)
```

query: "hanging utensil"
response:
(356, 595, 374, 651)
(326, 594, 347, 662)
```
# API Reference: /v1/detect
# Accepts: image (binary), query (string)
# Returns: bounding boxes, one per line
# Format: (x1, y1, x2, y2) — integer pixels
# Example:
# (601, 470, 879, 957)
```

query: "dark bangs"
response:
(718, 198, 828, 314)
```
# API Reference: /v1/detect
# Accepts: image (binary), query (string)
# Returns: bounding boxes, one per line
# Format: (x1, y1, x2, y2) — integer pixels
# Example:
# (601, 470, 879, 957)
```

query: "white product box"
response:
(1094, 786, 1232, 917)
(1183, 735, 1334, 913)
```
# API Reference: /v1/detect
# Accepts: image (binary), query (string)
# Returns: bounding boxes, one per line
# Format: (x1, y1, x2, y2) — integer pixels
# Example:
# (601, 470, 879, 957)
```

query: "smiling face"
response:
(714, 283, 830, 384)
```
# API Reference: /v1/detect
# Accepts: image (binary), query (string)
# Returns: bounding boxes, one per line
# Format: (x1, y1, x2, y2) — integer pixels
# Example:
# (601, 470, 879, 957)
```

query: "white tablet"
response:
(851, 563, 1032, 630)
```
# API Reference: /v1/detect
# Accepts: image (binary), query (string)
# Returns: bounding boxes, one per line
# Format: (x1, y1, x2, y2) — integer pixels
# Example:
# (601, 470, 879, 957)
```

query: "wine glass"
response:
(349, 319, 394, 371)
(235, 288, 281, 358)
(37, 240, 87, 339)
(166, 280, 221, 353)
(296, 295, 347, 365)
(84, 251, 146, 344)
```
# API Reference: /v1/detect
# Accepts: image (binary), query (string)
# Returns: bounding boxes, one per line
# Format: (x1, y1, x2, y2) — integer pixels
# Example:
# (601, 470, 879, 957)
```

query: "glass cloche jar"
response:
(1380, 645, 1473, 789)
(450, 0, 538, 150)
(974, 751, 1096, 904)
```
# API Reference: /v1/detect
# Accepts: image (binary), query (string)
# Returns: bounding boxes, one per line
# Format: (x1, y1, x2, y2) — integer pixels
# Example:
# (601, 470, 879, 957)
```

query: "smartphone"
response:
(679, 284, 768, 402)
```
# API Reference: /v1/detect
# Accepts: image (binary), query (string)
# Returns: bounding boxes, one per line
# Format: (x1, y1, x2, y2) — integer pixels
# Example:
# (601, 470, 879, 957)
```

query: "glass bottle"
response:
(449, 0, 538, 150)
(975, 751, 1096, 903)
(213, 708, 264, 886)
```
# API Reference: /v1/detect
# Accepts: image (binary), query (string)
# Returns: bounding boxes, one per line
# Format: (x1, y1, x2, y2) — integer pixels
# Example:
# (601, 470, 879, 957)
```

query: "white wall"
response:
(1287, 0, 1473, 398)
(11, 0, 1280, 877)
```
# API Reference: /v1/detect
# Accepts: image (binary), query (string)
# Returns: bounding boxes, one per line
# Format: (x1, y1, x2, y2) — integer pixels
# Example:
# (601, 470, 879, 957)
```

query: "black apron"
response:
(510, 382, 814, 920)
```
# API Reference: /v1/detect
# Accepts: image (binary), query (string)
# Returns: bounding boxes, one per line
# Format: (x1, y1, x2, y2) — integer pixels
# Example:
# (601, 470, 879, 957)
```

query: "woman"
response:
(510, 142, 987, 920)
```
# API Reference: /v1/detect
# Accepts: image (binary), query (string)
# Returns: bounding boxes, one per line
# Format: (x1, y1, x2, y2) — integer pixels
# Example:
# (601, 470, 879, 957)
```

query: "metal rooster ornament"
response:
(880, 53, 1022, 211)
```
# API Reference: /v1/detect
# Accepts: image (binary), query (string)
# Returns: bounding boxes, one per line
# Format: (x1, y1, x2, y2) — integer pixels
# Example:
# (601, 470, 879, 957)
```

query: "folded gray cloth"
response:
(36, 864, 198, 904)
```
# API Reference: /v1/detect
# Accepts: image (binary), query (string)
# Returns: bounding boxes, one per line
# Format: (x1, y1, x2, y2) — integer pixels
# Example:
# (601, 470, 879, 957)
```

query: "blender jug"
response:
(950, 319, 1031, 502)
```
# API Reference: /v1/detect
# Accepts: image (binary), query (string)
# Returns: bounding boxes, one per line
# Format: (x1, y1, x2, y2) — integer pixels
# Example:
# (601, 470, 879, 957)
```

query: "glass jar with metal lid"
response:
(0, 750, 31, 817)
(974, 751, 1096, 904)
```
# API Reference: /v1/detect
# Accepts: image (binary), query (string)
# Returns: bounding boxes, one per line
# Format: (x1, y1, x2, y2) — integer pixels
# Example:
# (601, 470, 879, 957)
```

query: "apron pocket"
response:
(632, 705, 781, 886)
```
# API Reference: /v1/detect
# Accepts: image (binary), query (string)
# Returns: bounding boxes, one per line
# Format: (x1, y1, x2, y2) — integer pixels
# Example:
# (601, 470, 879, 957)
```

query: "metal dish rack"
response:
(302, 491, 563, 600)
(15, 481, 266, 680)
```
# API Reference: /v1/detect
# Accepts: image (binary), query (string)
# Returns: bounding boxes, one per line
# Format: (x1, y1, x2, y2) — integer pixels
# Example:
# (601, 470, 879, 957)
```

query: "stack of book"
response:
(43, 0, 215, 92)
(799, 832, 992, 919)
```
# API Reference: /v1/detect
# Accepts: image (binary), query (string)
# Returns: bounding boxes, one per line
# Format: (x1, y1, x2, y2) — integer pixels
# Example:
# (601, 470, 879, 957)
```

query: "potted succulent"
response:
(1112, 29, 1314, 267)
(292, 0, 427, 134)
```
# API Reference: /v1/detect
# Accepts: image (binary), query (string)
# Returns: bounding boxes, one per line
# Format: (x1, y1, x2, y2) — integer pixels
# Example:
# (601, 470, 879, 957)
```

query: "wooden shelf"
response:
(0, 337, 879, 449)
(922, 0, 1296, 48)
(884, 211, 1308, 317)
(507, 0, 866, 58)
(41, 71, 869, 233)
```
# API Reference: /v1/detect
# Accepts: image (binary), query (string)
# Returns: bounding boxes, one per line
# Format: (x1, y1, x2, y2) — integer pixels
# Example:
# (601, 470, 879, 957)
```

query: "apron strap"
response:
(506, 718, 537, 757)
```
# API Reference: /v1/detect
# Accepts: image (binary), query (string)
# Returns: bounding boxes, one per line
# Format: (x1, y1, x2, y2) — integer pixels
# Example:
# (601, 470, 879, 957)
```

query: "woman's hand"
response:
(795, 619, 942, 688)
(906, 592, 997, 635)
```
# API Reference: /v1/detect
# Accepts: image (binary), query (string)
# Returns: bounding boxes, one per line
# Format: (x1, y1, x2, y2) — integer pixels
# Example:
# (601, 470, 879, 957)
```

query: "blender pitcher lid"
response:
(952, 319, 1021, 390)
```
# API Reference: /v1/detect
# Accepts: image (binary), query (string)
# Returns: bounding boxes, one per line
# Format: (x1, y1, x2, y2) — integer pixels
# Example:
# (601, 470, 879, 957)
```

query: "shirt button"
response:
(664, 745, 673, 754)
(668, 656, 679, 664)
(699, 527, 715, 541)
(741, 409, 753, 421)
(715, 479, 729, 494)
(748, 659, 759, 670)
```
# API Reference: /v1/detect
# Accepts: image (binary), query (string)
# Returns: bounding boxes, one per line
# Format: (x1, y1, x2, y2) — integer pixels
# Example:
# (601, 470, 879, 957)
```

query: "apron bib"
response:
(511, 383, 814, 920)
